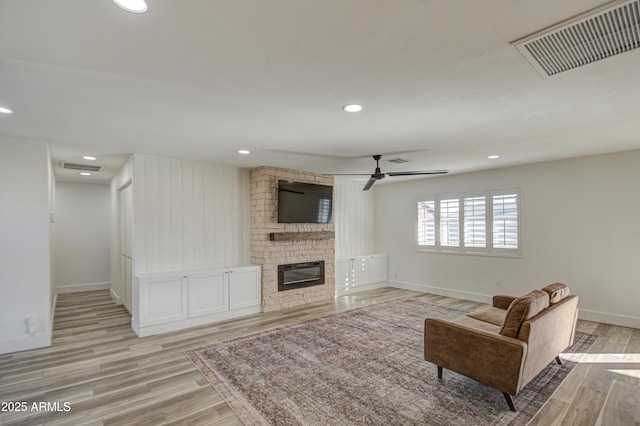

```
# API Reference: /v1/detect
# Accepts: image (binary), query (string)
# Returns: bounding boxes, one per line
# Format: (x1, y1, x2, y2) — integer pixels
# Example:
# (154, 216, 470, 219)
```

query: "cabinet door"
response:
(335, 258, 352, 291)
(139, 274, 188, 326)
(188, 270, 228, 318)
(229, 266, 261, 310)
(369, 255, 388, 283)
(352, 256, 370, 286)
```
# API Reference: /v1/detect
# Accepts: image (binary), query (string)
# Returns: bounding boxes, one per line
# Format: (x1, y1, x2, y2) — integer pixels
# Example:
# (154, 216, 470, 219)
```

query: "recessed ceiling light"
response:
(342, 104, 363, 113)
(488, 155, 500, 159)
(113, 0, 148, 13)
(238, 149, 251, 155)
(0, 107, 12, 114)
(83, 156, 97, 161)
(80, 172, 92, 176)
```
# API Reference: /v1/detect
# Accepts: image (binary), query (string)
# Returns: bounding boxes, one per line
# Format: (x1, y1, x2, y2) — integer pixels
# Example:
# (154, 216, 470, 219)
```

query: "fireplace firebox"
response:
(278, 261, 325, 291)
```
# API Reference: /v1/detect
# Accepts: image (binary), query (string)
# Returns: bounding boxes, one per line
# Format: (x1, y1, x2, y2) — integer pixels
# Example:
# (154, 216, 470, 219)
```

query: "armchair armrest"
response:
(493, 294, 517, 310)
(424, 318, 527, 395)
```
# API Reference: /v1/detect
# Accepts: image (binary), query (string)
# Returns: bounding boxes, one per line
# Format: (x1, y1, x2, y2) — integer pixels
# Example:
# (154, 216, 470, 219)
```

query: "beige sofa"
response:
(424, 283, 579, 411)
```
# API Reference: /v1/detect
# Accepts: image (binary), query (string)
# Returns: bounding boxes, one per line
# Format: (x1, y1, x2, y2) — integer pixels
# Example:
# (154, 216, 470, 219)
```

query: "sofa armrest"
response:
(424, 318, 527, 395)
(493, 294, 517, 310)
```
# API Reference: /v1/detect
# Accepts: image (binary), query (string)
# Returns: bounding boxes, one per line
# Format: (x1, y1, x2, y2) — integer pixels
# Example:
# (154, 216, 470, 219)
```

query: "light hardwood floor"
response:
(0, 288, 638, 425)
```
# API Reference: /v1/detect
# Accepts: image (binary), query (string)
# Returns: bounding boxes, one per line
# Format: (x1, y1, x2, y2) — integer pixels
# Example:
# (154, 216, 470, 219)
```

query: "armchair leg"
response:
(556, 355, 563, 365)
(503, 393, 516, 412)
(437, 366, 443, 379)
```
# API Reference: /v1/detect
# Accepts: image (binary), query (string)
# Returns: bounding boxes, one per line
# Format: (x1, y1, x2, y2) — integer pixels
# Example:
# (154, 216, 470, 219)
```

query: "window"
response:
(492, 193, 519, 249)
(463, 196, 486, 248)
(439, 198, 460, 247)
(417, 200, 436, 247)
(416, 189, 520, 257)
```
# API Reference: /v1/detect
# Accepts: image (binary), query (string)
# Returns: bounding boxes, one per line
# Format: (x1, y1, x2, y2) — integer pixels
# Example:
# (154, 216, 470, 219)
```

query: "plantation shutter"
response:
(464, 196, 486, 248)
(440, 198, 460, 247)
(417, 200, 436, 246)
(492, 193, 518, 249)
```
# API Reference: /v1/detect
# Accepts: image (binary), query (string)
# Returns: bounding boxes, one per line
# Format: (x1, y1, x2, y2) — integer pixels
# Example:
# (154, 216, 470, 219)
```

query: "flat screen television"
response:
(278, 180, 333, 224)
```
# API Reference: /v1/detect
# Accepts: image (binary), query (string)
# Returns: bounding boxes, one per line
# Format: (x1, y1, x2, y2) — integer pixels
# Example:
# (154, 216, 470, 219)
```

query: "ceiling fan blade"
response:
(387, 170, 449, 176)
(328, 173, 375, 176)
(362, 178, 377, 191)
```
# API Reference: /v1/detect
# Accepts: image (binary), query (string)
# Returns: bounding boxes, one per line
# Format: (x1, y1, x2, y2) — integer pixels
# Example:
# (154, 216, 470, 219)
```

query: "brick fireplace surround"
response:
(250, 166, 335, 312)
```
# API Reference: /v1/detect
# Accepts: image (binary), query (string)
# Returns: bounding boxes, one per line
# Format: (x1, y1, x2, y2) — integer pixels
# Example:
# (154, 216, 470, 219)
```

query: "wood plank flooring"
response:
(0, 288, 638, 425)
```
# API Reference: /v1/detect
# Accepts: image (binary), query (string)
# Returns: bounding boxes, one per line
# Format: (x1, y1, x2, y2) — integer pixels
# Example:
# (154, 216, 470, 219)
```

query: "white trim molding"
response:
(389, 280, 492, 304)
(389, 280, 640, 329)
(0, 333, 52, 355)
(56, 281, 111, 294)
(579, 309, 640, 330)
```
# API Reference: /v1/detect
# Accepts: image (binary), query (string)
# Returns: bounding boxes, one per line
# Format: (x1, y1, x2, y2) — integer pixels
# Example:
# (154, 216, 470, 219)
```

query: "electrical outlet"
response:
(25, 317, 36, 336)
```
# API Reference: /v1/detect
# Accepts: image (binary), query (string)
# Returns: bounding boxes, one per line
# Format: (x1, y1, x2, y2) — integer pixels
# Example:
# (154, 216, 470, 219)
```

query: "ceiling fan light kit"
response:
(332, 155, 448, 191)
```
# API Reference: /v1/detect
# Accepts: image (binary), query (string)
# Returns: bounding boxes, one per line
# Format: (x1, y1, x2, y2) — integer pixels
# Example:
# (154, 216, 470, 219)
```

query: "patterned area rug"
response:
(186, 297, 595, 426)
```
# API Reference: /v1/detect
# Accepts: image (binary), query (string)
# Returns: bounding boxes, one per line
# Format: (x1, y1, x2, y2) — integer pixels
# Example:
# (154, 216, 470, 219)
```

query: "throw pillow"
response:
(499, 290, 550, 338)
(542, 282, 570, 304)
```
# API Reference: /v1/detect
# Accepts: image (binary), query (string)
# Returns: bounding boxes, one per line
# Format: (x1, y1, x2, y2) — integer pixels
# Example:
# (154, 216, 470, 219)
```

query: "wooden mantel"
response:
(269, 231, 335, 241)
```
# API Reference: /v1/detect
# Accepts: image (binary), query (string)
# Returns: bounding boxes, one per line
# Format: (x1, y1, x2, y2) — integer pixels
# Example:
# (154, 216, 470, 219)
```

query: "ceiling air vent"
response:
(512, 0, 640, 78)
(385, 158, 409, 164)
(60, 161, 104, 172)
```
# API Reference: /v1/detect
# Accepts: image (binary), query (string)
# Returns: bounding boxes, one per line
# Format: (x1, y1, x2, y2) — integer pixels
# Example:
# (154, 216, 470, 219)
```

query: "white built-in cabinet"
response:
(188, 270, 228, 317)
(134, 265, 261, 336)
(335, 254, 387, 295)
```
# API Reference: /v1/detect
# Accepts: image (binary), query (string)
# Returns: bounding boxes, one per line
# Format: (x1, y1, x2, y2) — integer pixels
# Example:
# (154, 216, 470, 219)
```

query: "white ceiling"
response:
(1, 0, 639, 185)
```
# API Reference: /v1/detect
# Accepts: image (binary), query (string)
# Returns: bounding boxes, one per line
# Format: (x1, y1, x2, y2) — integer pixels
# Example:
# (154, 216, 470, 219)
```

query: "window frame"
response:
(415, 188, 522, 258)
(438, 194, 462, 253)
(415, 198, 437, 251)
(489, 188, 521, 257)
(462, 192, 488, 254)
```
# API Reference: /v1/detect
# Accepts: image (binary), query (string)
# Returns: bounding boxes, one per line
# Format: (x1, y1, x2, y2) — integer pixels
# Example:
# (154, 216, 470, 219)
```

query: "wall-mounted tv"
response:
(278, 180, 333, 224)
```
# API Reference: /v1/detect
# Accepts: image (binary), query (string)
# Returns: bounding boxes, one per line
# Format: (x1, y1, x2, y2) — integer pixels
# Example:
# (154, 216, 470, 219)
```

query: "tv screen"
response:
(278, 180, 333, 224)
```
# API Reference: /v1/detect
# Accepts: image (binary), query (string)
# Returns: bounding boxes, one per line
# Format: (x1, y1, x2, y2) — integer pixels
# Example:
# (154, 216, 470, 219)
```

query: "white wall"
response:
(374, 149, 640, 328)
(334, 177, 376, 257)
(0, 138, 52, 354)
(132, 154, 250, 273)
(54, 181, 111, 293)
(47, 145, 56, 307)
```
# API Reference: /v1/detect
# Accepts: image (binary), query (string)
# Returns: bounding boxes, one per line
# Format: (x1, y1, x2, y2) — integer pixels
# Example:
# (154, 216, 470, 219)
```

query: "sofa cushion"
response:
(467, 307, 506, 326)
(542, 283, 570, 304)
(452, 315, 502, 334)
(499, 290, 550, 338)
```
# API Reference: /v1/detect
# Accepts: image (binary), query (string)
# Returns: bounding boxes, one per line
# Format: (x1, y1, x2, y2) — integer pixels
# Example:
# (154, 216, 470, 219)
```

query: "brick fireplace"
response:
(250, 166, 335, 312)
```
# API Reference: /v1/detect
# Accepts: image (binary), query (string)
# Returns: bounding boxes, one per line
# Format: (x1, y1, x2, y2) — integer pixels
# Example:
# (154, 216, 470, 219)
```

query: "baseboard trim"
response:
(110, 288, 122, 305)
(389, 280, 640, 328)
(335, 281, 387, 297)
(0, 332, 52, 355)
(388, 280, 492, 304)
(132, 306, 262, 337)
(579, 309, 640, 329)
(56, 282, 111, 294)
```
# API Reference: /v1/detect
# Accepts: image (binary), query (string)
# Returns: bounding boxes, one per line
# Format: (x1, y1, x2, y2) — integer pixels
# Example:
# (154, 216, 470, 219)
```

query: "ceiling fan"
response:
(333, 155, 448, 191)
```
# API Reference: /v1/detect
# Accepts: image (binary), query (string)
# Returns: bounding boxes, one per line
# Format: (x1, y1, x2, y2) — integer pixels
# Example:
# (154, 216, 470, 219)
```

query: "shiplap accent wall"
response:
(133, 154, 250, 273)
(334, 177, 375, 257)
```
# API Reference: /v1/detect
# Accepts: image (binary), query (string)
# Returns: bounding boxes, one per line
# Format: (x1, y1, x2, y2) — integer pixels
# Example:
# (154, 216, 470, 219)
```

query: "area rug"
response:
(186, 297, 595, 426)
